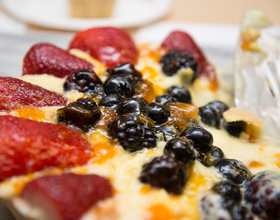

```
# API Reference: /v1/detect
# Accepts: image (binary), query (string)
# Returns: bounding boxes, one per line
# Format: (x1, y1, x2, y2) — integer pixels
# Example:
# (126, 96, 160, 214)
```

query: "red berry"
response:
(0, 77, 67, 112)
(21, 173, 113, 220)
(69, 27, 138, 67)
(22, 43, 93, 78)
(161, 31, 218, 89)
(0, 115, 92, 182)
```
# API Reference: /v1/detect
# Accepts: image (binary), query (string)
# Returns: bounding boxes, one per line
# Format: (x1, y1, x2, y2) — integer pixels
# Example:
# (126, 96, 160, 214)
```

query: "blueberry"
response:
(99, 94, 124, 109)
(154, 94, 173, 106)
(103, 73, 135, 98)
(208, 100, 229, 118)
(164, 137, 195, 167)
(166, 85, 192, 104)
(223, 121, 246, 138)
(117, 98, 148, 116)
(157, 124, 182, 141)
(214, 159, 252, 186)
(199, 105, 220, 128)
(106, 62, 142, 80)
(180, 126, 213, 153)
(57, 98, 101, 132)
(86, 83, 105, 99)
(64, 69, 102, 93)
(139, 155, 188, 195)
(146, 102, 170, 125)
(197, 145, 224, 167)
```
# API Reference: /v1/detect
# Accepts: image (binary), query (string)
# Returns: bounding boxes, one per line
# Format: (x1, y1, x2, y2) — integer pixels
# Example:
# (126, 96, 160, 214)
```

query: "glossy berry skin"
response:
(0, 77, 67, 112)
(99, 94, 124, 109)
(160, 50, 199, 81)
(106, 62, 142, 80)
(146, 102, 170, 125)
(197, 145, 224, 167)
(208, 100, 229, 118)
(180, 126, 213, 153)
(69, 27, 138, 67)
(87, 84, 105, 99)
(23, 43, 93, 78)
(198, 105, 220, 128)
(165, 85, 192, 104)
(244, 170, 280, 220)
(164, 137, 195, 167)
(157, 124, 182, 141)
(0, 115, 92, 182)
(103, 73, 135, 98)
(117, 98, 148, 116)
(154, 94, 173, 106)
(223, 121, 246, 138)
(57, 98, 101, 132)
(108, 115, 157, 152)
(64, 69, 102, 93)
(21, 173, 113, 220)
(139, 155, 188, 195)
(214, 159, 252, 186)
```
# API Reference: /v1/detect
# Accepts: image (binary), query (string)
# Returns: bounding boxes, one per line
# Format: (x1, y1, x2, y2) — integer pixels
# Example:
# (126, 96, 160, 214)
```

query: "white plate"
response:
(1, 0, 172, 31)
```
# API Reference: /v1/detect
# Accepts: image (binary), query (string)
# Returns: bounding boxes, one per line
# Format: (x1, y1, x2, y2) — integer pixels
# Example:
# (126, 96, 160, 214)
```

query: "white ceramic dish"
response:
(1, 0, 172, 31)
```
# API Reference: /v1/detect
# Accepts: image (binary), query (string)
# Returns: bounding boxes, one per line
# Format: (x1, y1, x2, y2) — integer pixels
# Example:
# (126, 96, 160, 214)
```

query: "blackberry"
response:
(214, 159, 252, 186)
(223, 121, 246, 138)
(86, 83, 105, 100)
(108, 115, 157, 152)
(117, 98, 148, 116)
(106, 62, 142, 80)
(244, 170, 280, 220)
(199, 105, 220, 128)
(99, 94, 124, 109)
(57, 98, 101, 132)
(103, 73, 135, 98)
(208, 100, 229, 119)
(64, 69, 102, 93)
(180, 126, 213, 153)
(164, 137, 195, 167)
(197, 145, 224, 167)
(160, 50, 199, 83)
(165, 85, 192, 104)
(146, 102, 170, 125)
(139, 155, 188, 195)
(154, 94, 173, 106)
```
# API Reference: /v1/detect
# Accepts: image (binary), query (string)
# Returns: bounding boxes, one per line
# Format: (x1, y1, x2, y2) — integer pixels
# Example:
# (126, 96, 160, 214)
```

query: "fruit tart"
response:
(0, 23, 280, 220)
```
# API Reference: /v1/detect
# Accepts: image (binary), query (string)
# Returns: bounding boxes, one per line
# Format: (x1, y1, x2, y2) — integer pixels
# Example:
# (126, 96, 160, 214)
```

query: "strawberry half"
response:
(21, 173, 113, 220)
(0, 115, 92, 182)
(22, 43, 93, 78)
(69, 27, 138, 67)
(161, 31, 218, 90)
(0, 77, 67, 112)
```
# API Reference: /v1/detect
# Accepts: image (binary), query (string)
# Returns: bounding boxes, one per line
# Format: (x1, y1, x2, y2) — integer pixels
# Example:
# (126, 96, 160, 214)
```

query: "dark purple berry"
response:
(98, 94, 124, 109)
(157, 124, 182, 141)
(139, 155, 188, 195)
(86, 83, 105, 99)
(64, 69, 102, 93)
(197, 145, 224, 167)
(214, 159, 252, 186)
(108, 115, 157, 152)
(117, 98, 148, 116)
(160, 50, 199, 83)
(57, 97, 101, 132)
(223, 121, 246, 138)
(146, 102, 170, 125)
(164, 137, 195, 167)
(199, 105, 220, 128)
(106, 62, 142, 80)
(103, 73, 135, 98)
(208, 100, 229, 118)
(166, 85, 192, 104)
(180, 126, 213, 153)
(154, 94, 173, 106)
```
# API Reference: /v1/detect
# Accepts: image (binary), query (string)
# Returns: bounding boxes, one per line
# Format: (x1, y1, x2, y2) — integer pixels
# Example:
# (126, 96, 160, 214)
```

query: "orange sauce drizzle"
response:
(134, 79, 156, 103)
(147, 204, 175, 220)
(248, 161, 264, 169)
(15, 106, 48, 122)
(91, 143, 116, 164)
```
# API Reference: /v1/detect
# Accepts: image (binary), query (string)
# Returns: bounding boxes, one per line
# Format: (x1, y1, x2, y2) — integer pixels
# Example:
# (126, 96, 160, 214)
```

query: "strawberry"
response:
(0, 115, 92, 182)
(161, 31, 218, 90)
(21, 173, 113, 220)
(22, 43, 93, 78)
(69, 27, 138, 67)
(0, 77, 67, 112)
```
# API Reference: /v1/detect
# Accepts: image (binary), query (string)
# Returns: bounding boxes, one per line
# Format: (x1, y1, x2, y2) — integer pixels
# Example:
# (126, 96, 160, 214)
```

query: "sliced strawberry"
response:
(0, 77, 67, 112)
(0, 115, 92, 182)
(22, 43, 93, 78)
(69, 27, 138, 67)
(21, 173, 113, 220)
(161, 31, 218, 90)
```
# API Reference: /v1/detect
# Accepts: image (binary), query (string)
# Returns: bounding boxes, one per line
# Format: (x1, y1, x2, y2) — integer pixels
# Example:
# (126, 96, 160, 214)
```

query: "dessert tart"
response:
(0, 22, 280, 220)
